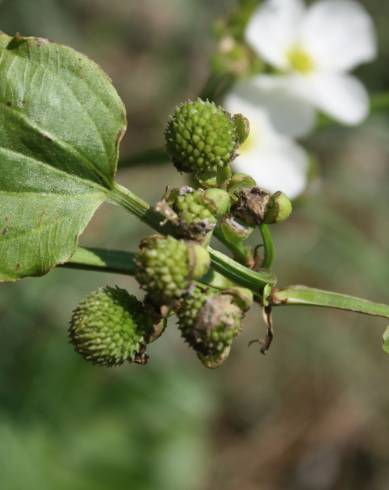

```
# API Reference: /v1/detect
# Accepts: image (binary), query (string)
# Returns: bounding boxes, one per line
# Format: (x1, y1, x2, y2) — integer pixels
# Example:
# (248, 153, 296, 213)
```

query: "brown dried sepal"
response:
(232, 187, 272, 226)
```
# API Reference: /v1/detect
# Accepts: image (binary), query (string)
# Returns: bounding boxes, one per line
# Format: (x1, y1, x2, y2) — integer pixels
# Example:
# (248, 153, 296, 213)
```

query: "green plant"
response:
(1, 29, 389, 369)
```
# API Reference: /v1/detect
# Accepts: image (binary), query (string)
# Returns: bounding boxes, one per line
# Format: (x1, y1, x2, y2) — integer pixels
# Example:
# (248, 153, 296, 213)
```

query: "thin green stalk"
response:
(61, 247, 137, 275)
(259, 224, 274, 269)
(119, 148, 169, 168)
(209, 248, 276, 289)
(62, 249, 389, 320)
(199, 72, 236, 102)
(271, 286, 389, 320)
(62, 247, 238, 291)
(214, 227, 251, 265)
(109, 183, 277, 291)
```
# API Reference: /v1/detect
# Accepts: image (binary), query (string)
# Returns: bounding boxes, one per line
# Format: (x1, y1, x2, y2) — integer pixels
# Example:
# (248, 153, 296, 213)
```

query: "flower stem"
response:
(108, 183, 277, 291)
(61, 247, 137, 275)
(62, 247, 237, 291)
(271, 286, 389, 320)
(259, 224, 275, 268)
(119, 148, 169, 168)
(63, 250, 389, 320)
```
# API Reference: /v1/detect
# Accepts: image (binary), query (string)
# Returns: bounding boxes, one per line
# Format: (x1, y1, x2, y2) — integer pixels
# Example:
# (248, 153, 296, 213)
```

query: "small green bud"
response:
(233, 114, 250, 144)
(69, 287, 153, 367)
(263, 191, 293, 224)
(219, 215, 254, 241)
(165, 99, 239, 181)
(135, 235, 210, 305)
(177, 286, 246, 366)
(227, 173, 257, 199)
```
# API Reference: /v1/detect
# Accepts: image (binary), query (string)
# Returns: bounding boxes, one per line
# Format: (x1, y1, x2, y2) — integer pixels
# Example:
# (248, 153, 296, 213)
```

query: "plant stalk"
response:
(109, 183, 278, 291)
(259, 224, 274, 269)
(271, 286, 389, 320)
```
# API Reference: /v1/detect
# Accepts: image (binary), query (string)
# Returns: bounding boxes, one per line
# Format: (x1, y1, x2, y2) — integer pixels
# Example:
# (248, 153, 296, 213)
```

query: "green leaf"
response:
(0, 33, 127, 281)
(383, 327, 389, 354)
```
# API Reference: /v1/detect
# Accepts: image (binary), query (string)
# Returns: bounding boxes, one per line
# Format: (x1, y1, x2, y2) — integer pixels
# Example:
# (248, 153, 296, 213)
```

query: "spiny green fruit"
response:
(168, 187, 231, 242)
(135, 235, 210, 305)
(177, 286, 251, 367)
(174, 188, 231, 225)
(197, 345, 232, 369)
(165, 99, 239, 181)
(69, 287, 153, 367)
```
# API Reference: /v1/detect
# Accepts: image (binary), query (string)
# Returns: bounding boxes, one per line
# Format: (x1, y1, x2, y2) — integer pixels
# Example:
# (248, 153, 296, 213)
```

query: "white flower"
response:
(225, 80, 310, 200)
(245, 0, 377, 125)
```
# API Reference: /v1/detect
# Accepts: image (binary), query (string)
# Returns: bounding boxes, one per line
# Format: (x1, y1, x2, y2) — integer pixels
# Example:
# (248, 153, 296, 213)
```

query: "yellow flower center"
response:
(287, 45, 315, 74)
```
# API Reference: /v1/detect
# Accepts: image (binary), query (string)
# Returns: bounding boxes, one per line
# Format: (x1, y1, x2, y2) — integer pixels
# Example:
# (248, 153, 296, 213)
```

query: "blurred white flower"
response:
(246, 0, 377, 125)
(225, 81, 309, 199)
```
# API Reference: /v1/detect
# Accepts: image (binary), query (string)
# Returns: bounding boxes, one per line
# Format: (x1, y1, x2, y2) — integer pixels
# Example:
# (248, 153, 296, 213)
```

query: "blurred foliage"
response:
(1, 0, 389, 489)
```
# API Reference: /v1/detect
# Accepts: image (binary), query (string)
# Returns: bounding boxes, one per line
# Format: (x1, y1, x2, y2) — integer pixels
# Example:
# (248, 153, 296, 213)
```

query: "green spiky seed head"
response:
(135, 235, 210, 305)
(197, 345, 231, 369)
(69, 287, 153, 367)
(174, 189, 218, 227)
(165, 99, 239, 180)
(173, 187, 231, 229)
(177, 287, 245, 365)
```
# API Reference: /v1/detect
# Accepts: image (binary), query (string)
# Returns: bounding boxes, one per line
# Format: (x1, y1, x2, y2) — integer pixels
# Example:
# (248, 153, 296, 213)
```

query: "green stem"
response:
(214, 227, 251, 265)
(259, 224, 274, 269)
(109, 183, 277, 291)
(119, 148, 169, 168)
(62, 247, 237, 291)
(209, 248, 276, 289)
(199, 72, 236, 102)
(61, 247, 137, 275)
(272, 286, 389, 320)
(62, 250, 389, 319)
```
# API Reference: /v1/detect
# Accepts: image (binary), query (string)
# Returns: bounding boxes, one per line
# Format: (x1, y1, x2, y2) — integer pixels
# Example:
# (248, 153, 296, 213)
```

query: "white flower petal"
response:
(225, 76, 316, 138)
(246, 0, 305, 69)
(301, 0, 377, 71)
(300, 73, 370, 124)
(233, 139, 309, 200)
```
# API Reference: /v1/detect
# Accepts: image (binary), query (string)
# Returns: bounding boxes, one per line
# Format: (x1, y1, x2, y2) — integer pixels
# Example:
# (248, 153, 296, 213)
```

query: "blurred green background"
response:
(1, 0, 389, 488)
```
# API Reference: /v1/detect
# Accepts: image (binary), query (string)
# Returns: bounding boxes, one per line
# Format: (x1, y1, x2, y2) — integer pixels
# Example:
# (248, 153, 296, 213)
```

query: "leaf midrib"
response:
(0, 101, 112, 190)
